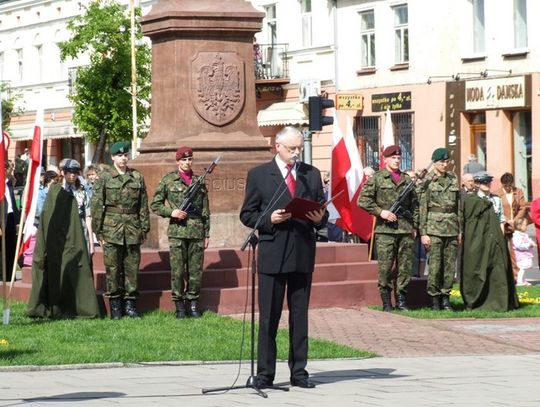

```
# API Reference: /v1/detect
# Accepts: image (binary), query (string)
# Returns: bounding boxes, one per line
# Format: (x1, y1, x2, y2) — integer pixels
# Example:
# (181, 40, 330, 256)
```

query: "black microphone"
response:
(291, 154, 300, 170)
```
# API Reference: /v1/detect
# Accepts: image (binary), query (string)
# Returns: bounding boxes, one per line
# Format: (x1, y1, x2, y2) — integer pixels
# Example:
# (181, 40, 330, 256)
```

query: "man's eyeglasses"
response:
(280, 144, 303, 154)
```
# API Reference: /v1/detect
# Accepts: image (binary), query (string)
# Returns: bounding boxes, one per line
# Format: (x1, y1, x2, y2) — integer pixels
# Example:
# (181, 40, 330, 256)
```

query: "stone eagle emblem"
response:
(191, 52, 245, 126)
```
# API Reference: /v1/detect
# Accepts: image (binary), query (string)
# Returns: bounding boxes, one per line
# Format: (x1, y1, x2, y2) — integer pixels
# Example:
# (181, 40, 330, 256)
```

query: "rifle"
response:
(179, 154, 222, 212)
(386, 162, 433, 226)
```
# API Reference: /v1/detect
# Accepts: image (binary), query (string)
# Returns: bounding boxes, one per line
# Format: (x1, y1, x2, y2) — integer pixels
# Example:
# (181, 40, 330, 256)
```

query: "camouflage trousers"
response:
(426, 235, 458, 297)
(103, 242, 141, 299)
(375, 233, 414, 293)
(169, 238, 205, 301)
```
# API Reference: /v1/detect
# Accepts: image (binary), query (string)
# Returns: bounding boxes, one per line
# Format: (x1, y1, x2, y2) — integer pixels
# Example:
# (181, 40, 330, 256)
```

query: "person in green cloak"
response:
(27, 160, 100, 319)
(459, 171, 519, 312)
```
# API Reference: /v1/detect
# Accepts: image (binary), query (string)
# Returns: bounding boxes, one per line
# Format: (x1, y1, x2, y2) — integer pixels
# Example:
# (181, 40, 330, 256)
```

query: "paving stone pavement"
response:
(1, 307, 539, 406)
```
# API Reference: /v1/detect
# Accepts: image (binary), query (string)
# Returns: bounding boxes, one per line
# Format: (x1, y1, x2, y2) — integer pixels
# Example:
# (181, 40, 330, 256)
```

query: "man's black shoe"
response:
(290, 378, 316, 388)
(255, 378, 273, 389)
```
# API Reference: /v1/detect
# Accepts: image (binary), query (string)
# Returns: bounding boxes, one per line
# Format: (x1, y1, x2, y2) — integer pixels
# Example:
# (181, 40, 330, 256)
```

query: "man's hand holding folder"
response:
(284, 190, 344, 221)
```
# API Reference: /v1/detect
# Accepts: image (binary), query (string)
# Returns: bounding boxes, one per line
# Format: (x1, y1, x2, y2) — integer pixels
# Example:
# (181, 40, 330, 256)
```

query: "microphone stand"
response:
(202, 161, 297, 398)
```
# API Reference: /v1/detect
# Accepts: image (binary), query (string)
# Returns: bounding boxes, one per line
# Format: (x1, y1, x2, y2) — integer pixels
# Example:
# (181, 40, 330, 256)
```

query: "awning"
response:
(8, 120, 82, 141)
(257, 101, 308, 127)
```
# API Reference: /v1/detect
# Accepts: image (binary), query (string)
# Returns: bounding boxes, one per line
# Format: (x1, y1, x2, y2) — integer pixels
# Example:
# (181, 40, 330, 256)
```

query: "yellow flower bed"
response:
(451, 289, 540, 305)
(0, 339, 8, 347)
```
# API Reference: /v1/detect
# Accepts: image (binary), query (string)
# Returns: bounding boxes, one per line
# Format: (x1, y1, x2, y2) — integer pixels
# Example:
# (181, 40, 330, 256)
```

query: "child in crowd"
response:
(512, 217, 535, 286)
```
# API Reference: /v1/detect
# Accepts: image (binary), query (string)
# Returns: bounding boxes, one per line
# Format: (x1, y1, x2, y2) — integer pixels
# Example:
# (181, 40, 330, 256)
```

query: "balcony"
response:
(253, 42, 290, 97)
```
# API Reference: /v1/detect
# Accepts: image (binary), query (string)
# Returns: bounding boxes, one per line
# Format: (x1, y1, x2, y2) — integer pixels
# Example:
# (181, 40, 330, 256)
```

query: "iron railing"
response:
(253, 43, 289, 80)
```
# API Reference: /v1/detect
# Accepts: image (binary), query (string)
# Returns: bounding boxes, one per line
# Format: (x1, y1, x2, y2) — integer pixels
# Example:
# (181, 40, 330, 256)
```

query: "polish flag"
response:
(19, 109, 44, 256)
(327, 111, 373, 241)
(0, 131, 10, 202)
(380, 109, 394, 169)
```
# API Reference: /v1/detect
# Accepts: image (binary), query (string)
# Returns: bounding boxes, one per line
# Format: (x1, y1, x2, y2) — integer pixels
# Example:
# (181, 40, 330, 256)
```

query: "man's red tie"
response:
(286, 164, 296, 197)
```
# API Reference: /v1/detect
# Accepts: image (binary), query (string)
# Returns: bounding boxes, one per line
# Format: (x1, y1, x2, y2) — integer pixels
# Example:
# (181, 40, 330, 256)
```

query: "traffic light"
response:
(308, 96, 334, 131)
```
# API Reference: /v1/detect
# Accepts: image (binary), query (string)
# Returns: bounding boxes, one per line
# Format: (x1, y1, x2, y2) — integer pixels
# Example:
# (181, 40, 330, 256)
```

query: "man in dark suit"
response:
(240, 126, 327, 389)
(3, 160, 21, 282)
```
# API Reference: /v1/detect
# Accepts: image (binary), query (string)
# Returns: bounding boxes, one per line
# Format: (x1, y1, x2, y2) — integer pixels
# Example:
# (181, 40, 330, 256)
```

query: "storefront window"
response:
(356, 116, 380, 169)
(393, 112, 413, 171)
(513, 111, 531, 201)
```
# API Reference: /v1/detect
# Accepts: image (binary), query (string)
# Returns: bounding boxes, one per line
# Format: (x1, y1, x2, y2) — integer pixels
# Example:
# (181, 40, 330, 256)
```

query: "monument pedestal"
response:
(139, 1, 270, 248)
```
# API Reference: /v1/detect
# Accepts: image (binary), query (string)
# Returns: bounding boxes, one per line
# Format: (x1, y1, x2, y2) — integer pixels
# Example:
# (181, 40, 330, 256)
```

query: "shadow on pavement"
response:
(309, 368, 406, 384)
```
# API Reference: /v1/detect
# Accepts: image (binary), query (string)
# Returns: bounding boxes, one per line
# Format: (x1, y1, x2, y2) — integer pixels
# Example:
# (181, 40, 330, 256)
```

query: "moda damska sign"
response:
(465, 76, 529, 110)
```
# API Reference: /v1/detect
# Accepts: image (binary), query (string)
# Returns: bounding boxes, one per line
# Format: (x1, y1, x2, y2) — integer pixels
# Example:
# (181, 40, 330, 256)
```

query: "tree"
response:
(0, 82, 23, 132)
(59, 0, 151, 163)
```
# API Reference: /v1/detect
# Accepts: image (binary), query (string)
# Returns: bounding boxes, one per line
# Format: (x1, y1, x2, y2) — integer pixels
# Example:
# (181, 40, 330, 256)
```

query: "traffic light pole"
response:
(302, 127, 312, 165)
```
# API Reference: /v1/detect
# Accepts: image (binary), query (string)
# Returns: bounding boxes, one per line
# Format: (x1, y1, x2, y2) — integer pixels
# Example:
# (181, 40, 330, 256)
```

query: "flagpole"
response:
(130, 0, 138, 159)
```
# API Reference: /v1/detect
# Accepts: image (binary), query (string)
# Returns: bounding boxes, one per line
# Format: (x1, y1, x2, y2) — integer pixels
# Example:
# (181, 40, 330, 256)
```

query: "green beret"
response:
(110, 141, 131, 155)
(431, 147, 450, 162)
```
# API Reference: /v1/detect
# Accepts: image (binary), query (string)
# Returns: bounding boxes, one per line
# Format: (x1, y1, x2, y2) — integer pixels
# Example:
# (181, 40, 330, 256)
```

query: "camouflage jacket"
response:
(357, 169, 418, 234)
(150, 171, 210, 239)
(418, 170, 462, 237)
(91, 167, 150, 245)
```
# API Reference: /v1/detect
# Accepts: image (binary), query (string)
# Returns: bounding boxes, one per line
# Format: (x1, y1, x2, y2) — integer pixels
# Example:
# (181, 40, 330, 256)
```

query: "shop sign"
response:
(371, 92, 412, 112)
(465, 76, 526, 110)
(336, 94, 364, 110)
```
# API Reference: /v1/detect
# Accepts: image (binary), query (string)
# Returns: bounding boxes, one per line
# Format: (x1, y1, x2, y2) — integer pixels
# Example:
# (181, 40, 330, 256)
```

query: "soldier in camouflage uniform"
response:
(358, 145, 418, 311)
(418, 148, 461, 311)
(91, 141, 150, 319)
(150, 146, 210, 318)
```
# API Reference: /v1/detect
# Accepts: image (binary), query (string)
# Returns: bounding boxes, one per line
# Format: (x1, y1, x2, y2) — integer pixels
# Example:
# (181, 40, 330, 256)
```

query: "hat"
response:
(61, 159, 81, 172)
(110, 141, 131, 155)
(382, 145, 401, 157)
(176, 146, 193, 160)
(473, 171, 494, 184)
(431, 147, 450, 162)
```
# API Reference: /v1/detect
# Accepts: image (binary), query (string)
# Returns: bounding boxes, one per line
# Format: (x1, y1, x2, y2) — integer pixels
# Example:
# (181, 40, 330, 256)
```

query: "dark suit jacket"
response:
(3, 180, 21, 224)
(240, 159, 328, 275)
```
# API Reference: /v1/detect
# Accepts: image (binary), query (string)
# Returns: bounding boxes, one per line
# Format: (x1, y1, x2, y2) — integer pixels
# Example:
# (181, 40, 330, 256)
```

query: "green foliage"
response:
(59, 0, 151, 144)
(0, 304, 372, 367)
(0, 82, 24, 131)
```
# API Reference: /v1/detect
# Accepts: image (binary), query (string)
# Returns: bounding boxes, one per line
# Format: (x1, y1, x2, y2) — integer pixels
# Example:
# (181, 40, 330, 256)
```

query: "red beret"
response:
(382, 145, 402, 157)
(176, 146, 193, 160)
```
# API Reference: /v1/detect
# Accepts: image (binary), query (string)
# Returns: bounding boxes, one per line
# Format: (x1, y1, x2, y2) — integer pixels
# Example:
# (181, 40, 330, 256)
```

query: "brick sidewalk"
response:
(301, 308, 540, 357)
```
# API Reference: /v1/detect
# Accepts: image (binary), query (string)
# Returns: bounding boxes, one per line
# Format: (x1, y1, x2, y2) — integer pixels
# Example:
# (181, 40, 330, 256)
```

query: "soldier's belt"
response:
(105, 207, 138, 215)
(429, 207, 456, 213)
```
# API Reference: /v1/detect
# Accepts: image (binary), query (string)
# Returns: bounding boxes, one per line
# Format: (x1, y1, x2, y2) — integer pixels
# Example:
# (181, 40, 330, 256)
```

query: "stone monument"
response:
(139, 0, 271, 248)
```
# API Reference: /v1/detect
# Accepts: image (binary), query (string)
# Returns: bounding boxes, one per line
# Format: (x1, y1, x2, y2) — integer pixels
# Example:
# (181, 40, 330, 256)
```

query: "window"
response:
(473, 0, 485, 53)
(393, 5, 408, 64)
(0, 52, 4, 80)
(514, 0, 527, 48)
(393, 112, 413, 171)
(36, 45, 43, 81)
(360, 10, 375, 68)
(264, 4, 277, 45)
(301, 0, 312, 47)
(16, 48, 23, 81)
(356, 116, 380, 169)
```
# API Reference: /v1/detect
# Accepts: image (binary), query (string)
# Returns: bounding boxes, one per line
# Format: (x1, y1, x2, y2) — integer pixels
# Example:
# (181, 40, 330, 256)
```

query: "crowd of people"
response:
(358, 145, 535, 313)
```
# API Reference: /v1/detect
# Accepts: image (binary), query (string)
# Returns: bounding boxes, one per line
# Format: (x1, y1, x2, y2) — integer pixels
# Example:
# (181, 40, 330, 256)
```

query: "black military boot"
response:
(380, 289, 392, 312)
(432, 295, 441, 311)
(395, 292, 409, 311)
(175, 300, 187, 319)
(189, 300, 201, 318)
(123, 299, 140, 318)
(109, 298, 123, 320)
(441, 295, 453, 311)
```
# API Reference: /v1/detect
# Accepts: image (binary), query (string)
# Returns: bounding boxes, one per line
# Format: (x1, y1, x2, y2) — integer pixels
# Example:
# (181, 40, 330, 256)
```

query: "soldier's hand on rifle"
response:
(204, 237, 210, 249)
(421, 235, 431, 249)
(171, 209, 188, 219)
(380, 209, 397, 222)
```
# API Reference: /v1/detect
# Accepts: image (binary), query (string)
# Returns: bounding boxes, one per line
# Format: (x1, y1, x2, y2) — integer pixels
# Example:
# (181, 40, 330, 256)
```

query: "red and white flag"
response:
(0, 131, 10, 202)
(380, 109, 395, 169)
(19, 109, 44, 256)
(327, 112, 373, 241)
